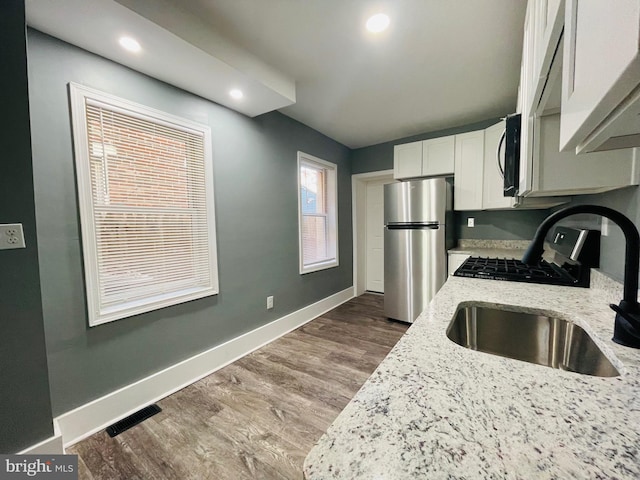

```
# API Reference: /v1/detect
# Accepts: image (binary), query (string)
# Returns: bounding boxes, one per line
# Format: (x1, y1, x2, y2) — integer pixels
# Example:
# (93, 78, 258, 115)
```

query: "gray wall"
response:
(27, 30, 353, 415)
(0, 3, 54, 452)
(556, 186, 639, 283)
(455, 209, 550, 241)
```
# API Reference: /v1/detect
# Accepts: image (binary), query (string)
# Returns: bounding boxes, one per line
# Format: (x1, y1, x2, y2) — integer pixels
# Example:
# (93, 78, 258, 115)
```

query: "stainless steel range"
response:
(453, 227, 600, 288)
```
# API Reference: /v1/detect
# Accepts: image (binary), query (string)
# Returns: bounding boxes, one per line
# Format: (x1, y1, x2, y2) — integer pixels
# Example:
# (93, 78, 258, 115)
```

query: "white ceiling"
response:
(27, 0, 528, 149)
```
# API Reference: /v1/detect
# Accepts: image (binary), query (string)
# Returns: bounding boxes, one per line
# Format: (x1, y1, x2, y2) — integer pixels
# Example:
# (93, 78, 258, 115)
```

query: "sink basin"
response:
(447, 304, 620, 377)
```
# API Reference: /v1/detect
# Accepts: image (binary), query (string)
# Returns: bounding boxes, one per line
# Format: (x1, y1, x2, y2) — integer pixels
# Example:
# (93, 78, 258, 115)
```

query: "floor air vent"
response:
(106, 404, 162, 437)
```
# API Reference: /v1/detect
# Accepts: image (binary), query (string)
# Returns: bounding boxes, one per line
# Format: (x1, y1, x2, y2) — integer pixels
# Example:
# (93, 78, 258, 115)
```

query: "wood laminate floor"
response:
(68, 293, 409, 480)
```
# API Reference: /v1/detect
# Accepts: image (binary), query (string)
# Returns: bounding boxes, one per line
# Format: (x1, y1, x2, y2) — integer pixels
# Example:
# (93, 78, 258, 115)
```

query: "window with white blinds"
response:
(69, 83, 218, 326)
(297, 152, 338, 274)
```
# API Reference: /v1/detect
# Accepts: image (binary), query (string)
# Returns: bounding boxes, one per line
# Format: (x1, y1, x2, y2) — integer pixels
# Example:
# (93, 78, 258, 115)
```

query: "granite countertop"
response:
(448, 246, 528, 259)
(448, 239, 530, 259)
(303, 273, 640, 479)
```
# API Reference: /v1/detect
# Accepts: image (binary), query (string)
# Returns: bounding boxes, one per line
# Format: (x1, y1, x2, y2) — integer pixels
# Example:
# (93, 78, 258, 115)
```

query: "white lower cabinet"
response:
(448, 252, 470, 276)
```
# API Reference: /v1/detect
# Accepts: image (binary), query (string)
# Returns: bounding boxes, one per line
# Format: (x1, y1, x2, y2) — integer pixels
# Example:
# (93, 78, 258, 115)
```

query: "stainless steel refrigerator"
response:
(383, 177, 452, 323)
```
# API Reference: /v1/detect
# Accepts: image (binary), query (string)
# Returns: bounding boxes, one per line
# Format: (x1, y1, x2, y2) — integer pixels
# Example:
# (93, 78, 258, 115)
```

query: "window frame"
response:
(297, 151, 339, 274)
(69, 82, 219, 327)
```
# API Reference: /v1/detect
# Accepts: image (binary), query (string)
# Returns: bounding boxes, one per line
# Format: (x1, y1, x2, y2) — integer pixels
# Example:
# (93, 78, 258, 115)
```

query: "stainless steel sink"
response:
(447, 304, 620, 377)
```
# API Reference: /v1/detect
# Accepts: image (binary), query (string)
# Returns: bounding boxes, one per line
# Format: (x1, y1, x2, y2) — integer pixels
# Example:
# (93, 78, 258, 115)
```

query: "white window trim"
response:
(297, 151, 339, 274)
(69, 82, 219, 326)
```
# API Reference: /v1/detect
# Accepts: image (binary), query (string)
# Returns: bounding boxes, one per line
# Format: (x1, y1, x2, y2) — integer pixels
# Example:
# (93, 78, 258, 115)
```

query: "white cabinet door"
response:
(422, 135, 455, 176)
(393, 141, 422, 179)
(518, 2, 536, 196)
(531, 0, 565, 108)
(454, 131, 485, 211)
(482, 121, 513, 209)
(560, 0, 640, 153)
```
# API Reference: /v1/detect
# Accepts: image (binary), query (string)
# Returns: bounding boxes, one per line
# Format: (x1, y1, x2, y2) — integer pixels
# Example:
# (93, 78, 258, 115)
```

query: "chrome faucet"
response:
(522, 205, 640, 349)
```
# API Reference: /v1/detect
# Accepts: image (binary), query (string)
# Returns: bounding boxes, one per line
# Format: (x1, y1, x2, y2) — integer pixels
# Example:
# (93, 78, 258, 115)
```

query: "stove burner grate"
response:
(453, 256, 579, 286)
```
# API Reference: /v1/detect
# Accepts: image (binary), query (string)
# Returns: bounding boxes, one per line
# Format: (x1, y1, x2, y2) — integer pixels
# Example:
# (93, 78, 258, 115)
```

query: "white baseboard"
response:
(55, 287, 354, 448)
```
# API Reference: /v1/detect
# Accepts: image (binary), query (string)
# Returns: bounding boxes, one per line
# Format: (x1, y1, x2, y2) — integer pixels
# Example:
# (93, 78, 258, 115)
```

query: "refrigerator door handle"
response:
(386, 223, 440, 230)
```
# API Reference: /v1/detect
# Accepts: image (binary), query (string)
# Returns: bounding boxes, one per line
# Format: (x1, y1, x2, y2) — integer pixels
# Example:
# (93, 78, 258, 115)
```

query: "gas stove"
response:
(453, 256, 581, 286)
(453, 227, 601, 288)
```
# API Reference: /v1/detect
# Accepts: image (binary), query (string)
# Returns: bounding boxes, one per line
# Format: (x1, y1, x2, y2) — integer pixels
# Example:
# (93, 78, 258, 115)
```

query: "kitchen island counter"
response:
(303, 274, 640, 479)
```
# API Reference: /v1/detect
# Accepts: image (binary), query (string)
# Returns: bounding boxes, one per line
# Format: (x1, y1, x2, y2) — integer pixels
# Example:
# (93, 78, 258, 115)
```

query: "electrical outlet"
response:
(267, 296, 274, 310)
(467, 217, 475, 228)
(0, 223, 26, 250)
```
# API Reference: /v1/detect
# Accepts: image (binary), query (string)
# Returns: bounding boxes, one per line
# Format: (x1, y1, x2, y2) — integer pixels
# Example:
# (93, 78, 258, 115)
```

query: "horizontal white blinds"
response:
(84, 100, 213, 312)
(297, 153, 338, 274)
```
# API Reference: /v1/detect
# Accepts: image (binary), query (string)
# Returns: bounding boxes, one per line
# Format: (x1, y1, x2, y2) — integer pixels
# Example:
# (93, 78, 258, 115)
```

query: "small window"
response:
(297, 152, 338, 274)
(69, 83, 219, 326)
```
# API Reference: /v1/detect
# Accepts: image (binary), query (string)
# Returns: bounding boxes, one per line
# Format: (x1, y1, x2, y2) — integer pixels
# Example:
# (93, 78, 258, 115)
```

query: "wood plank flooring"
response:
(68, 293, 408, 480)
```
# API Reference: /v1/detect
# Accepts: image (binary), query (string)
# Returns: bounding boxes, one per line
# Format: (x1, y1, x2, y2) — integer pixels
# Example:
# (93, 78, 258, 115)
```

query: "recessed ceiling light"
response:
(366, 13, 390, 33)
(229, 89, 244, 100)
(119, 36, 141, 53)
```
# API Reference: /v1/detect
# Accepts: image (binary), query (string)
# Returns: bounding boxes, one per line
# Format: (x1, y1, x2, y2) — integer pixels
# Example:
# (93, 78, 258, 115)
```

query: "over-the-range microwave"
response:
(497, 113, 521, 197)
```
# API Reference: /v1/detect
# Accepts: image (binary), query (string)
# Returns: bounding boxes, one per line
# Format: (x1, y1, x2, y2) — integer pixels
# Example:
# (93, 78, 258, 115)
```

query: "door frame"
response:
(352, 170, 395, 296)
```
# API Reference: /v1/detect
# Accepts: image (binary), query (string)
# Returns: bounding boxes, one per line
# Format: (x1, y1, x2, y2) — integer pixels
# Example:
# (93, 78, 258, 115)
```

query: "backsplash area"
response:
(455, 209, 550, 241)
(557, 186, 638, 283)
(590, 269, 627, 306)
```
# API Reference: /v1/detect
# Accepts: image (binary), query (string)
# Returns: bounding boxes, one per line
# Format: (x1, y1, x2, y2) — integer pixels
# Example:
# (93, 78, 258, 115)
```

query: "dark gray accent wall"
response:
(555, 186, 639, 283)
(27, 29, 352, 415)
(454, 209, 550, 241)
(351, 118, 503, 174)
(0, 3, 54, 452)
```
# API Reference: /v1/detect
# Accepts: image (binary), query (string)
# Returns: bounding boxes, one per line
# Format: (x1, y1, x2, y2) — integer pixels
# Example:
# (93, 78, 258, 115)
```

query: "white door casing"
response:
(352, 170, 394, 296)
(365, 180, 386, 292)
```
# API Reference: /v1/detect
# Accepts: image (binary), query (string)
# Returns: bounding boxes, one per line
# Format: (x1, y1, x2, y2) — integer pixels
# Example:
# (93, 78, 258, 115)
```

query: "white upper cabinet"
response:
(422, 135, 455, 176)
(393, 141, 423, 179)
(393, 135, 455, 180)
(560, 0, 640, 153)
(532, 0, 565, 108)
(453, 130, 485, 211)
(482, 121, 513, 209)
(519, 0, 565, 195)
(532, 114, 638, 196)
(516, 0, 639, 197)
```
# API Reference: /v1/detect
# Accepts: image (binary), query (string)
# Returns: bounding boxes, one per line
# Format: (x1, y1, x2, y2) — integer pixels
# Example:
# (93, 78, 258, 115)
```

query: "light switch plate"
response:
(0, 223, 26, 250)
(467, 217, 475, 228)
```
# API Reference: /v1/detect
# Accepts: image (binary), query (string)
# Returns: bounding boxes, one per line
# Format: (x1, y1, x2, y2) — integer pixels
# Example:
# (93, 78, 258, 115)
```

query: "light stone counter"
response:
(303, 274, 640, 479)
(448, 246, 527, 260)
(448, 239, 530, 260)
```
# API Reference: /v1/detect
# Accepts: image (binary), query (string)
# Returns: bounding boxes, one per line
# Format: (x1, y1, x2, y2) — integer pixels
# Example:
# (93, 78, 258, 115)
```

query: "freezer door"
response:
(383, 226, 446, 323)
(384, 177, 447, 224)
